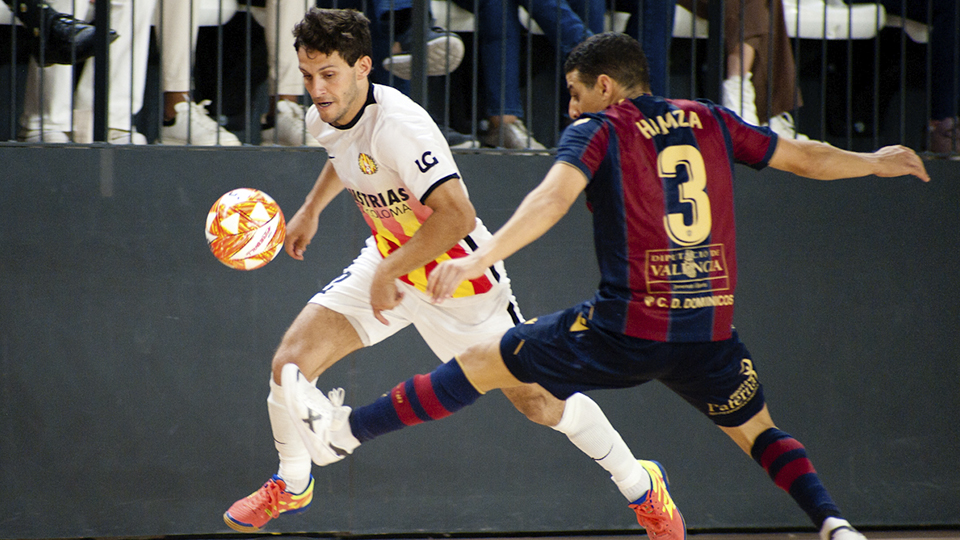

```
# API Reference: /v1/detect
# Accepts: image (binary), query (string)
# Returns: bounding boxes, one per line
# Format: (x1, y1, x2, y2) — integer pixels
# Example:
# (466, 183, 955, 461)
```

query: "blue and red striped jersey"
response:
(556, 95, 777, 342)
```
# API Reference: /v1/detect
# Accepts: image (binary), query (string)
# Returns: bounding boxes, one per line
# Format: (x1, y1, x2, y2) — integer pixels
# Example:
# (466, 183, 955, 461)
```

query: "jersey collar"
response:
(333, 83, 376, 131)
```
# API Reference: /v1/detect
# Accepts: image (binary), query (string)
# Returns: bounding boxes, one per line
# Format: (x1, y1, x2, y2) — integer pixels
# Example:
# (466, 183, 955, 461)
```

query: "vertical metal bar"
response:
(410, 0, 428, 106)
(244, 8, 251, 144)
(7, 8, 15, 140)
(496, 0, 505, 145)
(272, 0, 280, 144)
(898, 0, 905, 145)
(791, 0, 801, 140)
(953, 0, 959, 155)
(188, 0, 195, 143)
(765, 0, 772, 125)
(158, 0, 164, 144)
(819, 0, 827, 141)
(705, 0, 723, 103)
(922, 0, 930, 152)
(93, 0, 111, 142)
(845, 3, 852, 148)
(872, 2, 880, 150)
(471, 0, 479, 144)
(737, 0, 744, 118)
(386, 0, 395, 88)
(442, 0, 453, 131)
(38, 7, 45, 141)
(69, 0, 77, 141)
(690, 0, 698, 99)
(130, 0, 136, 136)
(217, 0, 225, 145)
(524, 0, 532, 148)
(553, 0, 562, 141)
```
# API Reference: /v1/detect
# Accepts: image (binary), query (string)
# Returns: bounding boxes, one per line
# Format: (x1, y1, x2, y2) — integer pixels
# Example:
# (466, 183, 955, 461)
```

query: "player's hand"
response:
(873, 145, 931, 183)
(370, 269, 404, 325)
(427, 255, 487, 304)
(284, 207, 320, 260)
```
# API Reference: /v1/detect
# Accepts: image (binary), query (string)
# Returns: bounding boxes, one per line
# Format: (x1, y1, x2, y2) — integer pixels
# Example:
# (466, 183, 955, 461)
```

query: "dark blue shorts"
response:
(499, 301, 766, 428)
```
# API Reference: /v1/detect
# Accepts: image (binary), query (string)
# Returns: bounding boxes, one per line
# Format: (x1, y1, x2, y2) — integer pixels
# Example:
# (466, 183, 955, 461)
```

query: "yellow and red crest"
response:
(358, 153, 378, 175)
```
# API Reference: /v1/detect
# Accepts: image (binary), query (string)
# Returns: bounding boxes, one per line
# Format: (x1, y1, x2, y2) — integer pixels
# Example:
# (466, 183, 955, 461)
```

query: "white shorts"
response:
(310, 237, 523, 361)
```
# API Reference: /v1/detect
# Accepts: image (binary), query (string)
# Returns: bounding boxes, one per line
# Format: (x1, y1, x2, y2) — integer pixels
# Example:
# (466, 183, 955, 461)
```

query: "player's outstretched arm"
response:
(284, 161, 346, 260)
(768, 138, 931, 182)
(369, 179, 478, 323)
(428, 161, 588, 302)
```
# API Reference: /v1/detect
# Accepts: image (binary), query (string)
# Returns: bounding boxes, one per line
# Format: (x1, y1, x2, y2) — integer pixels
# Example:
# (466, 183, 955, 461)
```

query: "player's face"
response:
(299, 48, 372, 127)
(566, 69, 608, 120)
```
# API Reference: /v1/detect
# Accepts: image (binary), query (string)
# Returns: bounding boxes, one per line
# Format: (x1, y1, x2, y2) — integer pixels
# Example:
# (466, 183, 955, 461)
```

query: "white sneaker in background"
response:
(260, 100, 320, 147)
(767, 112, 812, 141)
(382, 26, 465, 80)
(161, 100, 241, 146)
(107, 128, 147, 145)
(722, 73, 760, 125)
(17, 128, 71, 143)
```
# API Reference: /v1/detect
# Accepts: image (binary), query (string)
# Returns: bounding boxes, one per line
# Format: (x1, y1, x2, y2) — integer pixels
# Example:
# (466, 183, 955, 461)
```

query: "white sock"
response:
(551, 393, 650, 502)
(268, 377, 313, 494)
(722, 72, 760, 126)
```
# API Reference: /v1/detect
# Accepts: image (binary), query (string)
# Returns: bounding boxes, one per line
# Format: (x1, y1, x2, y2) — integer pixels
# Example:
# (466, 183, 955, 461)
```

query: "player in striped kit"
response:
(287, 32, 929, 540)
(224, 10, 668, 537)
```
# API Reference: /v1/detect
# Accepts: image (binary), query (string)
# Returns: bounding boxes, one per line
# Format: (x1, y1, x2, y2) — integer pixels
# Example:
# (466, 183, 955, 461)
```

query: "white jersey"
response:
(306, 83, 499, 298)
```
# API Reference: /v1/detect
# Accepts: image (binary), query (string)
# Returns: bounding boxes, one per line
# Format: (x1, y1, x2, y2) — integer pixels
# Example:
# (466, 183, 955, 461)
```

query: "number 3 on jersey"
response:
(659, 145, 712, 246)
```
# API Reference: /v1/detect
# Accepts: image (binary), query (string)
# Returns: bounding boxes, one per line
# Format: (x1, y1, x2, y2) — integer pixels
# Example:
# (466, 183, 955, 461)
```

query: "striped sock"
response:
(349, 359, 482, 443)
(751, 428, 842, 528)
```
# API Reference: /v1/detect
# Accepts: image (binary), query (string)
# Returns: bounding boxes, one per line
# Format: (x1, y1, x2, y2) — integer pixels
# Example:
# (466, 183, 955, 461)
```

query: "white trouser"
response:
(18, 0, 83, 132)
(160, 0, 308, 96)
(19, 0, 157, 134)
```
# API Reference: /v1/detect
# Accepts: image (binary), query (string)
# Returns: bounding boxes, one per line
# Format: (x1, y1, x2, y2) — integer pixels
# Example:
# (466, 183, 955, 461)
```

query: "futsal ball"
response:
(205, 188, 286, 270)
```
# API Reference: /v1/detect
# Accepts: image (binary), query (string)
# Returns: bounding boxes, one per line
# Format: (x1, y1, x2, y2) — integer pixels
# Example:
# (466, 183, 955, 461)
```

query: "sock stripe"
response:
(772, 457, 817, 492)
(768, 448, 812, 479)
(413, 374, 454, 420)
(391, 382, 423, 426)
(752, 428, 840, 529)
(403, 378, 432, 422)
(759, 436, 805, 470)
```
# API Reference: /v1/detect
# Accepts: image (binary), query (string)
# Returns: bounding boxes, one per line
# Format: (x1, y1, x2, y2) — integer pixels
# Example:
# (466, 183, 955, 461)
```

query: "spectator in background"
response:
(158, 0, 320, 146)
(375, 0, 466, 81)
(878, 0, 959, 156)
(614, 0, 677, 97)
(17, 0, 155, 144)
(453, 0, 603, 149)
(339, 0, 479, 148)
(2, 0, 116, 65)
(681, 0, 810, 139)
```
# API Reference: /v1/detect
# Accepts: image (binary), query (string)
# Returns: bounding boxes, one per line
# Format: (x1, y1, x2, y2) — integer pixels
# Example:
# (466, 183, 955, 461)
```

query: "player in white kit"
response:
(223, 9, 669, 536)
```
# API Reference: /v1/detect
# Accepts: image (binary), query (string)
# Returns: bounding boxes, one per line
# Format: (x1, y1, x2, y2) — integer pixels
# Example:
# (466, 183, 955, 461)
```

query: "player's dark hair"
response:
(564, 32, 649, 91)
(293, 8, 372, 67)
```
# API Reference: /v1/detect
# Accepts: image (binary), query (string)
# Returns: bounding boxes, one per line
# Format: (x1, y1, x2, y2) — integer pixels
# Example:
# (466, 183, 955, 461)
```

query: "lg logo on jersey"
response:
(416, 151, 439, 173)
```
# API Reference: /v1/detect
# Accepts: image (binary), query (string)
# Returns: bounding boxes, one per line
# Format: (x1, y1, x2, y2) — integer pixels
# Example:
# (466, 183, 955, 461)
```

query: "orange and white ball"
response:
(205, 188, 285, 270)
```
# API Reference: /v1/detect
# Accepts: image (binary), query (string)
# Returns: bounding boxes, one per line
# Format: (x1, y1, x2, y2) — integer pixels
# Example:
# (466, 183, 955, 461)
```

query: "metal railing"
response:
(1, 0, 956, 157)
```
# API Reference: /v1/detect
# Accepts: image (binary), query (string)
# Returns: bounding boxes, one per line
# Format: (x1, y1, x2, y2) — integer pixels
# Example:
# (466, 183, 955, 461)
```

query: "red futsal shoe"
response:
(223, 475, 313, 532)
(629, 460, 686, 540)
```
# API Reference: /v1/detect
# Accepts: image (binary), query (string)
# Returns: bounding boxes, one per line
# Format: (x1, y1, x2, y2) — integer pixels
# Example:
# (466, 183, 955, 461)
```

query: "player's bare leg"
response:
(720, 405, 866, 540)
(224, 305, 362, 532)
(500, 384, 564, 426)
(271, 303, 364, 383)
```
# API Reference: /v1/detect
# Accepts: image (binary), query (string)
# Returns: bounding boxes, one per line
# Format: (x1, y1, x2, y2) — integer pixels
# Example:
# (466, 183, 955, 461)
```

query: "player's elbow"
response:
(450, 204, 477, 238)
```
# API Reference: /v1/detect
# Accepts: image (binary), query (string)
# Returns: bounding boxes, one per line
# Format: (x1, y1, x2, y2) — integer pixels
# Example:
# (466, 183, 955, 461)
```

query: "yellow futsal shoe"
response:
(629, 461, 687, 540)
(223, 475, 313, 532)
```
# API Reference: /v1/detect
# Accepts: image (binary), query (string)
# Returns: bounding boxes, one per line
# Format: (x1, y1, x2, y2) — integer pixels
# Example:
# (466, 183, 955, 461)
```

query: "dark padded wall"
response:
(0, 146, 957, 539)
